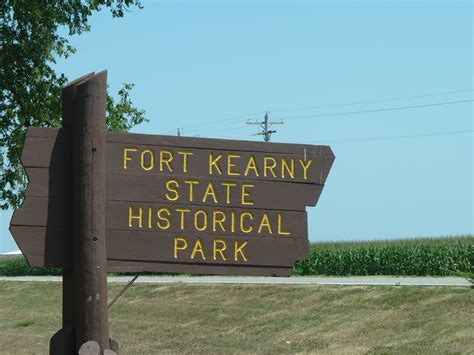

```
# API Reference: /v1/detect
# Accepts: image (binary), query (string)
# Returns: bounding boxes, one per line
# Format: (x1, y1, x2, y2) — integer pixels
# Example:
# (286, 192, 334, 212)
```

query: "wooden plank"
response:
(22, 167, 323, 210)
(23, 167, 70, 198)
(107, 260, 294, 277)
(11, 197, 308, 239)
(107, 131, 333, 156)
(8, 225, 71, 267)
(11, 196, 71, 227)
(21, 128, 71, 168)
(107, 142, 334, 185)
(25, 126, 335, 156)
(21, 128, 335, 185)
(106, 230, 309, 267)
(107, 174, 322, 210)
(10, 226, 308, 271)
(109, 203, 307, 238)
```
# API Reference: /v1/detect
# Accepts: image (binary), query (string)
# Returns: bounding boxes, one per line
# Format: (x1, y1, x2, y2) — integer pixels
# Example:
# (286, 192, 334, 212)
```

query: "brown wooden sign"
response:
(9, 72, 334, 354)
(11, 126, 334, 276)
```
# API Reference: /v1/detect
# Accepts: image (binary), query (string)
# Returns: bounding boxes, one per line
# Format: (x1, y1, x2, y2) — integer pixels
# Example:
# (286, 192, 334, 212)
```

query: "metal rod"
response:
(108, 274, 140, 309)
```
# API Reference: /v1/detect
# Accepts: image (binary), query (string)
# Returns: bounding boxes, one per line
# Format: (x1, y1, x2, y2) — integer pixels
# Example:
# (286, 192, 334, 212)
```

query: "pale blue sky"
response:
(1, 0, 472, 253)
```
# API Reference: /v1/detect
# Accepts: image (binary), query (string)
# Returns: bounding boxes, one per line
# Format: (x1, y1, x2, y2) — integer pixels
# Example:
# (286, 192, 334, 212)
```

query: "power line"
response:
(283, 99, 473, 121)
(164, 111, 265, 134)
(167, 89, 472, 135)
(198, 99, 472, 136)
(205, 125, 249, 136)
(190, 120, 247, 135)
(270, 89, 473, 113)
(310, 129, 474, 144)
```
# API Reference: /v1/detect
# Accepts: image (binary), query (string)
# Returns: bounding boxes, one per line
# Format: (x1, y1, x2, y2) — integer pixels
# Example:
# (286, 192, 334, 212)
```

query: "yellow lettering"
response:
(209, 153, 223, 175)
(178, 151, 194, 173)
(277, 213, 291, 235)
(264, 156, 277, 178)
(213, 210, 226, 232)
(184, 179, 199, 202)
(202, 182, 218, 203)
(156, 207, 171, 230)
(227, 154, 241, 176)
(165, 179, 179, 201)
(244, 155, 260, 177)
(160, 150, 174, 172)
(240, 212, 253, 233)
(231, 210, 236, 233)
(281, 158, 295, 179)
(299, 159, 313, 180)
(174, 236, 188, 258)
(191, 238, 206, 260)
(241, 184, 255, 205)
(194, 210, 208, 231)
(213, 239, 227, 261)
(148, 207, 152, 228)
(221, 182, 237, 204)
(176, 208, 191, 230)
(123, 147, 138, 169)
(129, 206, 143, 228)
(234, 240, 248, 262)
(258, 212, 273, 234)
(140, 149, 155, 171)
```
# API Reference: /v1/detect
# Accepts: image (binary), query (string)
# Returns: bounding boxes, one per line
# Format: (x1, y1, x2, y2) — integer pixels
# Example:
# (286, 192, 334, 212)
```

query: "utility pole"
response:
(247, 111, 284, 142)
(177, 128, 182, 136)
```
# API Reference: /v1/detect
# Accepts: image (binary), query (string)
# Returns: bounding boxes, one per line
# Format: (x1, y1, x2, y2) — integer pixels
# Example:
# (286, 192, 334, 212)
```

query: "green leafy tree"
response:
(0, 0, 147, 209)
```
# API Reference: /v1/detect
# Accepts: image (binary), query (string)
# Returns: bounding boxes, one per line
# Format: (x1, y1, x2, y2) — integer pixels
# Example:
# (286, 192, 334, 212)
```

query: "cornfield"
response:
(294, 235, 473, 276)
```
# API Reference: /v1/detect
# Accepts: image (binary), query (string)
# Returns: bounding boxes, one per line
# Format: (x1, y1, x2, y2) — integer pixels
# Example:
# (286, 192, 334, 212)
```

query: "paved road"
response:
(0, 276, 471, 287)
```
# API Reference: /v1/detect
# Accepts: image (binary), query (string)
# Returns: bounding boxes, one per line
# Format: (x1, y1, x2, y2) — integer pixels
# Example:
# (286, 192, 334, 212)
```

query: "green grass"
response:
(13, 320, 35, 328)
(0, 282, 473, 353)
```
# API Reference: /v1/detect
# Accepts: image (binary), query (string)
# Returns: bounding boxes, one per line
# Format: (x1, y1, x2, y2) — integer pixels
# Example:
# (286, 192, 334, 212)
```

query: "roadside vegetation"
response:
(295, 235, 473, 278)
(1, 235, 472, 278)
(0, 256, 61, 276)
(0, 282, 472, 353)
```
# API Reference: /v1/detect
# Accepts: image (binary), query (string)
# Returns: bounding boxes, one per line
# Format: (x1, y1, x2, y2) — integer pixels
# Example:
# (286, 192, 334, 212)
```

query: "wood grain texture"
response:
(24, 126, 334, 159)
(58, 72, 94, 338)
(106, 230, 309, 267)
(108, 142, 333, 185)
(8, 226, 70, 267)
(107, 260, 294, 277)
(107, 174, 322, 210)
(11, 118, 335, 276)
(12, 197, 308, 239)
(7, 226, 309, 273)
(21, 166, 322, 211)
(21, 127, 335, 185)
(71, 71, 109, 351)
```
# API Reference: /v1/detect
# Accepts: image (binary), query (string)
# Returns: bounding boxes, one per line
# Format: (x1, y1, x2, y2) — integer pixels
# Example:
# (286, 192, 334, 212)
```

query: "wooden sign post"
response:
(49, 72, 112, 354)
(10, 73, 335, 354)
(70, 72, 110, 352)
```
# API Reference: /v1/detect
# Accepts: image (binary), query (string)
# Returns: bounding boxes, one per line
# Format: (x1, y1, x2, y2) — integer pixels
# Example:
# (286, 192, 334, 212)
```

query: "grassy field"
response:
(0, 282, 472, 354)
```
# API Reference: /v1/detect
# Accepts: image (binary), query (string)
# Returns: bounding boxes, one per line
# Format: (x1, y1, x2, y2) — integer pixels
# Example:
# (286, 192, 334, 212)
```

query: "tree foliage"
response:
(0, 1, 146, 209)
